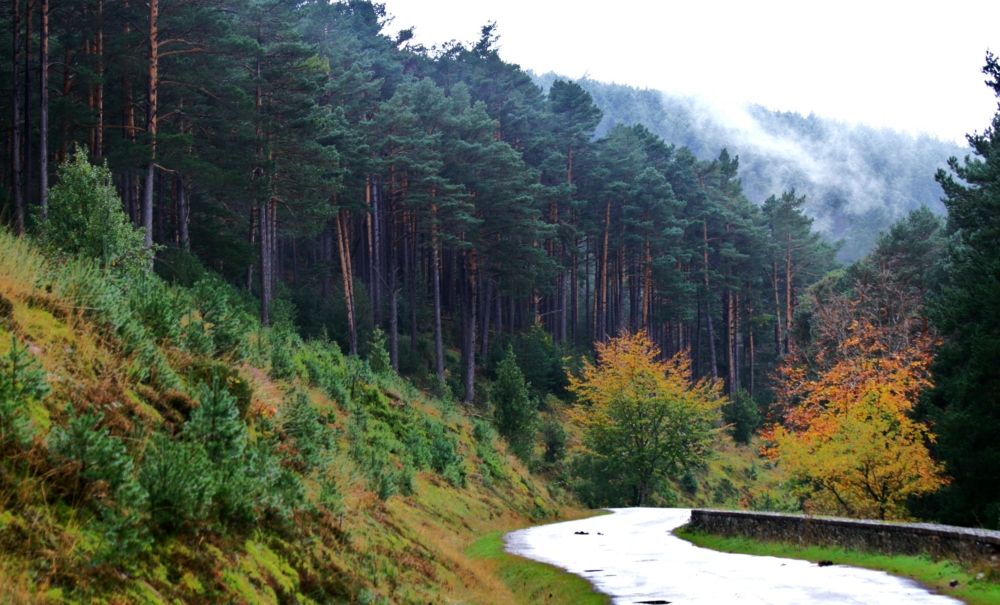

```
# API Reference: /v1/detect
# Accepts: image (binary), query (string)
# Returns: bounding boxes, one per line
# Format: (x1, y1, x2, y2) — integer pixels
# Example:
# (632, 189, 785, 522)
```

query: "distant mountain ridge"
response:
(533, 73, 965, 261)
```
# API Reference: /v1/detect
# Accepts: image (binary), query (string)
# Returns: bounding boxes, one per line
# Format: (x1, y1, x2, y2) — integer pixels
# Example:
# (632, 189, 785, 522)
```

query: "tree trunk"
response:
(372, 175, 383, 327)
(177, 176, 190, 250)
(784, 233, 793, 354)
(142, 0, 159, 250)
(431, 204, 445, 381)
(703, 221, 718, 380)
(259, 198, 273, 326)
(388, 208, 399, 372)
(571, 238, 579, 345)
(11, 0, 25, 234)
(599, 201, 611, 340)
(23, 0, 33, 207)
(463, 249, 478, 404)
(334, 210, 357, 355)
(38, 0, 49, 217)
(772, 260, 783, 357)
(727, 290, 737, 396)
(94, 0, 104, 159)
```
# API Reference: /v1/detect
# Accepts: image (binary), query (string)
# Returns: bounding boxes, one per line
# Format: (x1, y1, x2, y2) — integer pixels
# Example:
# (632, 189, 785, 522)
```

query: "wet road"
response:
(505, 508, 959, 604)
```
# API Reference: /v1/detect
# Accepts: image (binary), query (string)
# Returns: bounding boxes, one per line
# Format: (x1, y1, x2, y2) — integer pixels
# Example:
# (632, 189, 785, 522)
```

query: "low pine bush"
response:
(0, 336, 49, 448)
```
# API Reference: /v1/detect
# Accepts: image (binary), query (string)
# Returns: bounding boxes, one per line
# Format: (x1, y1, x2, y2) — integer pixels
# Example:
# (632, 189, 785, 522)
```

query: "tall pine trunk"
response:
(463, 249, 477, 404)
(772, 260, 783, 357)
(142, 0, 159, 250)
(334, 209, 357, 355)
(431, 203, 445, 381)
(703, 220, 718, 380)
(11, 0, 25, 234)
(784, 233, 793, 354)
(38, 0, 49, 216)
(94, 0, 104, 158)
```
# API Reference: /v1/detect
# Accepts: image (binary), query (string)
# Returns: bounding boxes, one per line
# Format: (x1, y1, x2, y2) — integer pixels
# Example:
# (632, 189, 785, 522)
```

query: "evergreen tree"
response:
(924, 52, 1000, 528)
(491, 346, 536, 458)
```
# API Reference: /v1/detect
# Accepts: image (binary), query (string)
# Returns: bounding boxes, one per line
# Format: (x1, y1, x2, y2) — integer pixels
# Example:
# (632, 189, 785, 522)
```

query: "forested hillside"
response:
(2, 1, 1000, 599)
(534, 74, 965, 260)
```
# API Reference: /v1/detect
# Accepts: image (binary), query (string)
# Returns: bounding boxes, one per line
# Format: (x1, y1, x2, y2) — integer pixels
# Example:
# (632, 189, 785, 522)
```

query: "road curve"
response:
(504, 508, 960, 604)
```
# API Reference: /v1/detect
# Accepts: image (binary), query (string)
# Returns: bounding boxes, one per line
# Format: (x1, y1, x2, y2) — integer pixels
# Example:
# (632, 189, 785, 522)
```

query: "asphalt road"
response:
(505, 508, 960, 604)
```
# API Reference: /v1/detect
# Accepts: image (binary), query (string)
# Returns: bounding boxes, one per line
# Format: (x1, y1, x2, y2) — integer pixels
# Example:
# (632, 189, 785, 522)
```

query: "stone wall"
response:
(688, 509, 1000, 565)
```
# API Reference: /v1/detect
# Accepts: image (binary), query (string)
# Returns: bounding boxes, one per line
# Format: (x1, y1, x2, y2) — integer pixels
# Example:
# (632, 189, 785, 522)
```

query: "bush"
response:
(366, 328, 392, 376)
(39, 147, 150, 273)
(0, 336, 49, 448)
(724, 389, 762, 445)
(139, 433, 216, 531)
(127, 273, 183, 345)
(189, 276, 253, 357)
(49, 260, 179, 389)
(183, 378, 246, 467)
(490, 346, 536, 459)
(425, 420, 465, 487)
(280, 391, 334, 473)
(541, 418, 567, 465)
(268, 328, 300, 381)
(48, 409, 149, 560)
(471, 419, 504, 486)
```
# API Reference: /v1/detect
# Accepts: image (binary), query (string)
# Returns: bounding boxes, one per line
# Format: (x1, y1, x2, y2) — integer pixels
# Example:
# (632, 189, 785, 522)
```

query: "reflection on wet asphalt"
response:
(505, 508, 960, 605)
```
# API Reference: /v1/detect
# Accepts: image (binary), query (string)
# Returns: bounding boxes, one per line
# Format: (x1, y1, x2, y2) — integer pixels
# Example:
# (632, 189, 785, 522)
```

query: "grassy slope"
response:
(0, 232, 593, 604)
(676, 526, 1000, 605)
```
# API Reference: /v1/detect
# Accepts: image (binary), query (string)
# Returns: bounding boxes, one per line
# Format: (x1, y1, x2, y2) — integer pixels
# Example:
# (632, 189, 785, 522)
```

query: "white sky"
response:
(380, 0, 1000, 143)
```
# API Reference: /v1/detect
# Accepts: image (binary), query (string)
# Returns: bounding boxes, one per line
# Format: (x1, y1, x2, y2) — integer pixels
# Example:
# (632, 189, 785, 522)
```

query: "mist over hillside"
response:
(534, 74, 965, 261)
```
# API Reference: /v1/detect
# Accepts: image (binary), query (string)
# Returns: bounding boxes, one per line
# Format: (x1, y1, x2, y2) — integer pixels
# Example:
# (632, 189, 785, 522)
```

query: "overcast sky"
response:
(380, 0, 1000, 143)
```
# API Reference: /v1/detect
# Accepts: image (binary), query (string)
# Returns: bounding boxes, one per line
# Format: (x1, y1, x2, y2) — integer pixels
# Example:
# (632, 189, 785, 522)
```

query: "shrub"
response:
(490, 346, 536, 459)
(425, 420, 465, 487)
(49, 260, 179, 389)
(48, 409, 149, 560)
(0, 336, 49, 447)
(39, 147, 150, 273)
(471, 419, 504, 486)
(139, 433, 216, 532)
(182, 360, 253, 417)
(189, 276, 253, 357)
(126, 273, 183, 345)
(183, 378, 246, 467)
(366, 328, 392, 376)
(280, 391, 333, 473)
(724, 389, 762, 444)
(268, 328, 300, 381)
(541, 418, 567, 465)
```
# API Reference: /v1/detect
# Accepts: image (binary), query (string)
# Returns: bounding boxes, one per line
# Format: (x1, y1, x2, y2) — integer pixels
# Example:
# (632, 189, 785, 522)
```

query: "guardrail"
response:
(688, 509, 1000, 565)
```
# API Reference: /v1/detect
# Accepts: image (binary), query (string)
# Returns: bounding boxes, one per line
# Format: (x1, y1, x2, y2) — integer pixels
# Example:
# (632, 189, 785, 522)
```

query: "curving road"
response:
(505, 508, 960, 604)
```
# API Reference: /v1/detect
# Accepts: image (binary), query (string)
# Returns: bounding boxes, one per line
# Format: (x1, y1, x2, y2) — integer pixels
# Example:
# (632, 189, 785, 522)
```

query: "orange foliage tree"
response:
(765, 320, 947, 519)
(569, 331, 724, 506)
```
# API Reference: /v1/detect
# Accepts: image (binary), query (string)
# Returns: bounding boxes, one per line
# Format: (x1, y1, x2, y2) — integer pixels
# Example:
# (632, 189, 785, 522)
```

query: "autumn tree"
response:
(766, 321, 947, 520)
(569, 331, 723, 506)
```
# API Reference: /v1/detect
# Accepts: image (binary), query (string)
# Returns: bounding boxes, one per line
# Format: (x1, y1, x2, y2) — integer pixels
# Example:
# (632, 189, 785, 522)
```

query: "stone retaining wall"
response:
(688, 509, 1000, 565)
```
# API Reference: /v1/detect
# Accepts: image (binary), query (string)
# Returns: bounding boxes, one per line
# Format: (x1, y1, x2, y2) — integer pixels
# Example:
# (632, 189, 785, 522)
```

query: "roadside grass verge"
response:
(466, 531, 609, 605)
(675, 525, 1000, 605)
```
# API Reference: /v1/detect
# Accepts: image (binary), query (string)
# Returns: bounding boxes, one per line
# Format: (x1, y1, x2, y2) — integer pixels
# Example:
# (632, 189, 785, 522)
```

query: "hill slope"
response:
(0, 230, 582, 604)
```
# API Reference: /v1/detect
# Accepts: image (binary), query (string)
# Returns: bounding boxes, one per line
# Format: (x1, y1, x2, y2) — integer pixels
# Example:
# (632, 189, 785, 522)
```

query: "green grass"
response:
(675, 526, 1000, 605)
(466, 531, 609, 605)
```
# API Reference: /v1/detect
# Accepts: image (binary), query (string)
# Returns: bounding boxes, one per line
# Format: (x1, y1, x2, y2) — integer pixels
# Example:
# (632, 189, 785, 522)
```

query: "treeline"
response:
(539, 74, 960, 261)
(2, 0, 834, 406)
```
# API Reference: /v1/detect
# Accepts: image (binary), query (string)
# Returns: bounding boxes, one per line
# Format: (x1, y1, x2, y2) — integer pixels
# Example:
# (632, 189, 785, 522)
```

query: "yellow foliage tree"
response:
(569, 331, 724, 506)
(765, 320, 948, 519)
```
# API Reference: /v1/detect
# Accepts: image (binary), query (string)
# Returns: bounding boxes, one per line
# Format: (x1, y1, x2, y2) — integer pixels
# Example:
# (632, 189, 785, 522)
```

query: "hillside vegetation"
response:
(0, 222, 585, 603)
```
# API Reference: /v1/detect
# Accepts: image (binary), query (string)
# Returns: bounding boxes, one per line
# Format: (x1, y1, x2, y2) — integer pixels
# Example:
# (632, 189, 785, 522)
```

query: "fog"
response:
(537, 74, 966, 261)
